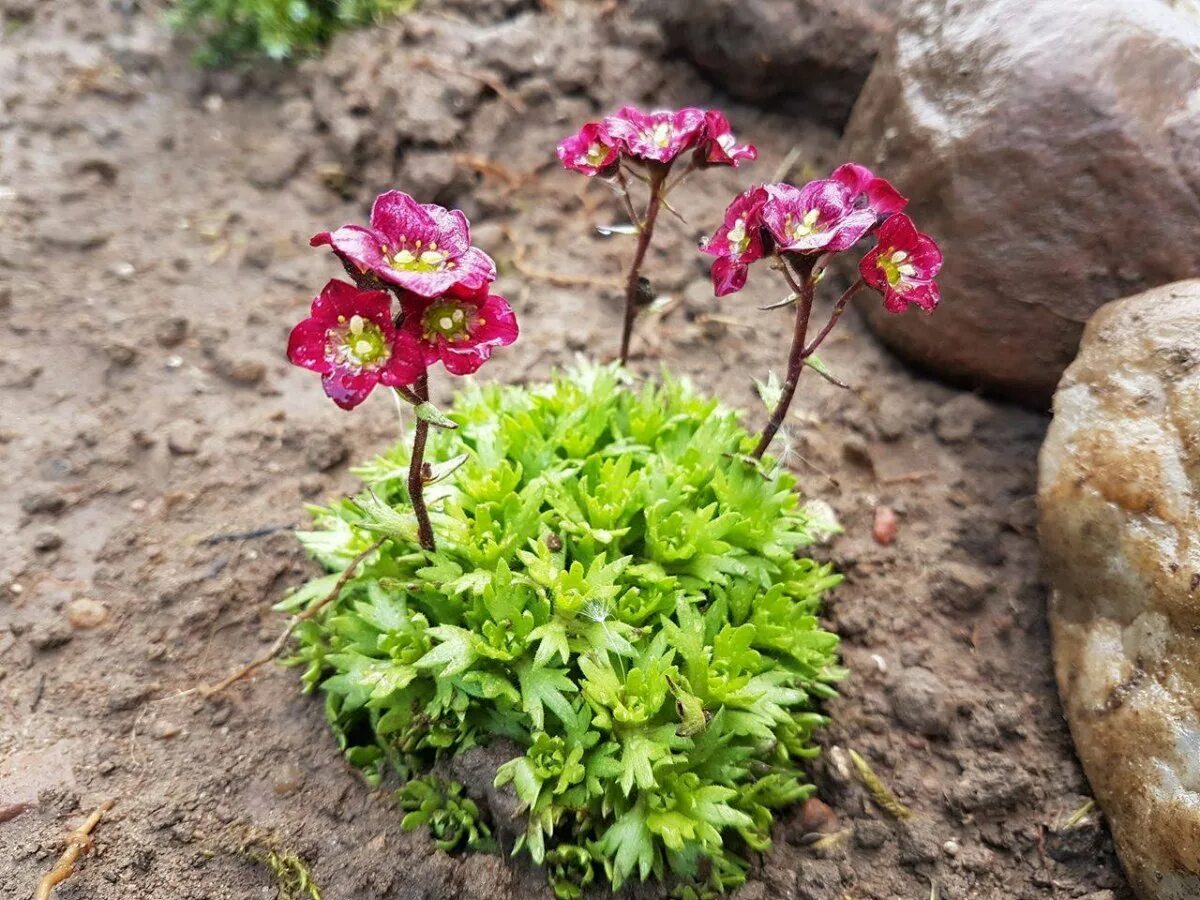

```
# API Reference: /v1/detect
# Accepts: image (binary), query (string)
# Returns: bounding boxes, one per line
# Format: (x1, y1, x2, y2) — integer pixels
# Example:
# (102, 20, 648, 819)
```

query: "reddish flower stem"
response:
(752, 255, 818, 460)
(409, 371, 436, 552)
(804, 278, 865, 355)
(618, 171, 665, 366)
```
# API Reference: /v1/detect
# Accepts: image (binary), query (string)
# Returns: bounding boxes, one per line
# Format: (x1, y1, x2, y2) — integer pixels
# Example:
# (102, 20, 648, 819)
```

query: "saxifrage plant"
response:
(278, 105, 942, 896)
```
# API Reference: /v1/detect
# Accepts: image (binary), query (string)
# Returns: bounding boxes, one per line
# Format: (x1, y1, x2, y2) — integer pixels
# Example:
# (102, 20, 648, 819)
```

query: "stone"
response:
(633, 0, 891, 125)
(854, 818, 891, 850)
(32, 528, 63, 552)
(304, 432, 348, 472)
(933, 394, 991, 444)
(897, 819, 940, 867)
(1039, 280, 1200, 899)
(166, 420, 202, 456)
(946, 754, 1033, 814)
(795, 858, 842, 899)
(890, 666, 954, 737)
(66, 597, 109, 629)
(842, 0, 1200, 406)
(155, 316, 189, 348)
(29, 621, 72, 650)
(929, 561, 992, 613)
(20, 490, 66, 515)
(244, 135, 309, 190)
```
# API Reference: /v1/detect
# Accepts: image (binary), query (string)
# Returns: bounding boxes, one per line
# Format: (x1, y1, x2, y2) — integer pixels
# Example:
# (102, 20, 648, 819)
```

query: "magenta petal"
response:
(454, 246, 498, 292)
(864, 179, 908, 217)
(712, 257, 747, 296)
(908, 282, 941, 313)
(440, 343, 490, 376)
(287, 318, 332, 374)
(370, 191, 433, 244)
(321, 366, 380, 410)
(311, 279, 393, 329)
(380, 331, 427, 388)
(908, 233, 944, 278)
(823, 209, 879, 252)
(317, 225, 390, 272)
(858, 244, 888, 293)
(830, 163, 874, 195)
(425, 205, 472, 257)
(474, 294, 519, 346)
(877, 212, 918, 248)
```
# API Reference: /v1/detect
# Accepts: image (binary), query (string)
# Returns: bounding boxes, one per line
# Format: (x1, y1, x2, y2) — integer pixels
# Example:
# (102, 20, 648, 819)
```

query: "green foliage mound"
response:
(287, 365, 844, 897)
(169, 0, 414, 65)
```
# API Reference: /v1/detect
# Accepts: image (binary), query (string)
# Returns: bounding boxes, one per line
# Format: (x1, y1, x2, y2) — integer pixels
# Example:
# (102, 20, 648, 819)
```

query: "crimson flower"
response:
(830, 163, 907, 220)
(859, 213, 942, 313)
(557, 122, 621, 177)
(761, 179, 877, 255)
(602, 105, 707, 166)
(311, 191, 496, 298)
(287, 280, 425, 410)
(399, 289, 519, 376)
(696, 111, 757, 168)
(700, 186, 770, 296)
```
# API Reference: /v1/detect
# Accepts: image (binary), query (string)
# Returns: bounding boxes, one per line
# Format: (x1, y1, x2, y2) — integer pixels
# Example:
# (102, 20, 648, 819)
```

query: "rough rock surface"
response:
(1040, 280, 1200, 899)
(632, 0, 891, 125)
(842, 0, 1200, 406)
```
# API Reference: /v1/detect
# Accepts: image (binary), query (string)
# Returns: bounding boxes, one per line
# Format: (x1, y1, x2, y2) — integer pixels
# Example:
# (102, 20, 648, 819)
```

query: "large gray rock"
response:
(843, 0, 1200, 406)
(1039, 280, 1200, 899)
(633, 0, 891, 125)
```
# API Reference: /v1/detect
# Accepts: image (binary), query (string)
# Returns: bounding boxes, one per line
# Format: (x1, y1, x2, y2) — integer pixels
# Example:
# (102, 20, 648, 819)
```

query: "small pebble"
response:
(166, 420, 201, 456)
(155, 316, 189, 348)
(20, 491, 66, 516)
(33, 529, 63, 552)
(872, 506, 898, 545)
(943, 839, 960, 856)
(66, 598, 109, 629)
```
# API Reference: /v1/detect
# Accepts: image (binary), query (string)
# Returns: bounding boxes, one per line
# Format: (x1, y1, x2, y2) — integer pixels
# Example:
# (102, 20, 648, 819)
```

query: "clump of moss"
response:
(286, 364, 843, 896)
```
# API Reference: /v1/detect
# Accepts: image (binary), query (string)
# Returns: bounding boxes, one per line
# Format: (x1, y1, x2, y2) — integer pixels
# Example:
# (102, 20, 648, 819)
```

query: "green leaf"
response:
(415, 625, 478, 677)
(595, 802, 655, 889)
(413, 401, 458, 429)
(517, 661, 579, 731)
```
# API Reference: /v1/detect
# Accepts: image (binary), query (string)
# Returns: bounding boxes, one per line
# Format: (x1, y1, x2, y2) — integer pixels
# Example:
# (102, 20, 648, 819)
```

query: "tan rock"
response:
(843, 0, 1200, 406)
(66, 597, 109, 629)
(1039, 280, 1200, 899)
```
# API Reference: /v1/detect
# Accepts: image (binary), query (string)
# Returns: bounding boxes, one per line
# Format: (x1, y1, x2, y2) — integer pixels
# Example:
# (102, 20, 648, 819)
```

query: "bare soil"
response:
(0, 1, 1131, 898)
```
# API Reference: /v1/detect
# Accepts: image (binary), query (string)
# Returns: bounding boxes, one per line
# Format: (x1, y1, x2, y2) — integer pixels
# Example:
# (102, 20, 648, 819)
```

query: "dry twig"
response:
(412, 55, 526, 113)
(506, 228, 623, 290)
(196, 537, 387, 698)
(35, 799, 115, 900)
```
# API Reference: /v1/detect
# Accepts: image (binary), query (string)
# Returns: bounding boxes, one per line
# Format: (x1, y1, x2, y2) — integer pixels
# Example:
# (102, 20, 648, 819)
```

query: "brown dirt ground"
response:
(0, 1, 1133, 898)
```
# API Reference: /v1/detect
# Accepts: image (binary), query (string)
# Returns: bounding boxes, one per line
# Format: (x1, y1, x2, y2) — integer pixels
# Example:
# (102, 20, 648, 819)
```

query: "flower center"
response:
(877, 248, 917, 287)
(330, 314, 390, 369)
(787, 207, 822, 240)
(651, 121, 673, 148)
(727, 217, 751, 256)
(583, 142, 610, 167)
(385, 236, 454, 273)
(421, 300, 474, 343)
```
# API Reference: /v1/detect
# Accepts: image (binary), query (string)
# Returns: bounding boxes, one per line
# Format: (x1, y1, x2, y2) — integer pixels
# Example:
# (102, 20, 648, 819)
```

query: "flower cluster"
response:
(557, 105, 756, 177)
(702, 163, 940, 312)
(289, 191, 518, 409)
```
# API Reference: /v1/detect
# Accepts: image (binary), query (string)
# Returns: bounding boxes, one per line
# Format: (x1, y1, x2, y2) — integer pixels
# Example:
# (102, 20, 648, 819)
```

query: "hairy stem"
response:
(409, 372, 436, 552)
(752, 255, 817, 460)
(618, 172, 665, 366)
